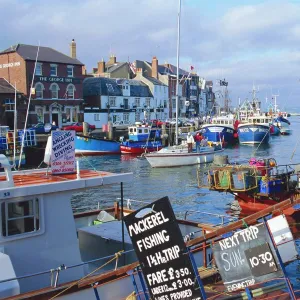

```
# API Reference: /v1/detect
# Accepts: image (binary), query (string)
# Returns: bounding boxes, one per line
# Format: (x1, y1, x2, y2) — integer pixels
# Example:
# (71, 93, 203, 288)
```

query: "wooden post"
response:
(203, 230, 207, 268)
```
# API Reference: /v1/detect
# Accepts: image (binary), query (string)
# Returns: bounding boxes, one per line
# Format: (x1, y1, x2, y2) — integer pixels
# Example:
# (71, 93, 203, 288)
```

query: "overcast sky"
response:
(1, 0, 300, 111)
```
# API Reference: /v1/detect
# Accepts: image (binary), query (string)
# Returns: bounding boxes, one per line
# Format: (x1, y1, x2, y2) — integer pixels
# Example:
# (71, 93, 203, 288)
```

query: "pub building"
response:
(0, 40, 87, 129)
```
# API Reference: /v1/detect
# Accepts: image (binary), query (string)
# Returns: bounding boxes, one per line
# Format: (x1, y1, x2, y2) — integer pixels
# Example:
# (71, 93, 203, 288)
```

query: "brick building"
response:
(0, 40, 87, 128)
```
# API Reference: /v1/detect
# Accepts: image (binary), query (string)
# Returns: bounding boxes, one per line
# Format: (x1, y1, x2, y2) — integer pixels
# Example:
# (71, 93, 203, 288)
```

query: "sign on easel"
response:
(124, 196, 205, 300)
(213, 223, 283, 292)
(51, 130, 76, 175)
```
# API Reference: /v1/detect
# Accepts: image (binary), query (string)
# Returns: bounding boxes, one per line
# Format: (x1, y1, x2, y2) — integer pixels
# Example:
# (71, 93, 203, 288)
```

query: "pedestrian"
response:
(187, 132, 194, 153)
(194, 132, 203, 152)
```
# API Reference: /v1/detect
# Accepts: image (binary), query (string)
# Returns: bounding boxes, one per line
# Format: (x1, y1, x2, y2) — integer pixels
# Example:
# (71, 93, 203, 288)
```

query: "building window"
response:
(94, 114, 100, 121)
(1, 198, 40, 237)
(135, 111, 140, 122)
(66, 84, 75, 99)
(50, 64, 57, 76)
(67, 65, 74, 77)
(123, 113, 129, 122)
(35, 82, 44, 99)
(50, 83, 59, 99)
(4, 99, 15, 112)
(35, 63, 42, 76)
(145, 98, 151, 107)
(109, 96, 116, 107)
(135, 98, 140, 107)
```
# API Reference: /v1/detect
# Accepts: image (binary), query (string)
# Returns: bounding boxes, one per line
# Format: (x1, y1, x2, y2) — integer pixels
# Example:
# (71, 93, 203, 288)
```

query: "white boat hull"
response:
(145, 147, 224, 168)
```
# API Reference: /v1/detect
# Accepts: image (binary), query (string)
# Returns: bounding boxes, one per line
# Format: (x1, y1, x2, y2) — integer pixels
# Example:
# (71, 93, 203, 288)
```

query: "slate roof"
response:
(83, 77, 153, 97)
(144, 76, 167, 86)
(106, 62, 127, 73)
(0, 78, 17, 94)
(157, 64, 189, 76)
(0, 44, 83, 65)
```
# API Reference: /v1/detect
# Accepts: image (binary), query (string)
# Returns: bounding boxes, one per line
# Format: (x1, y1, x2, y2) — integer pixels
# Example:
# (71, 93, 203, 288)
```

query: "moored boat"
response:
(75, 134, 121, 155)
(145, 144, 223, 168)
(273, 115, 292, 135)
(201, 115, 237, 145)
(238, 115, 272, 144)
(120, 124, 162, 154)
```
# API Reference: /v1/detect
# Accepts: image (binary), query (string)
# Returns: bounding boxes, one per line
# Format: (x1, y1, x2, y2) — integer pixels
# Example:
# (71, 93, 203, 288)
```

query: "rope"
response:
(253, 124, 272, 155)
(49, 250, 124, 299)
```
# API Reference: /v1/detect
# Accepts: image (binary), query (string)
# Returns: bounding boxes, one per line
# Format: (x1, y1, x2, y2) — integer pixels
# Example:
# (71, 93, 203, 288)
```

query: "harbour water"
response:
(73, 116, 300, 291)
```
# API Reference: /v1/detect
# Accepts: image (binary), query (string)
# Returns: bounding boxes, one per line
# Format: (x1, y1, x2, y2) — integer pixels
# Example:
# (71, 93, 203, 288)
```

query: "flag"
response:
(190, 66, 194, 71)
(129, 62, 136, 74)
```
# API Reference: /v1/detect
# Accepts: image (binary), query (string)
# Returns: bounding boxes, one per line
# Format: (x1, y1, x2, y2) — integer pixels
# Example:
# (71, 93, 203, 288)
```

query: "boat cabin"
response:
(209, 117, 234, 127)
(128, 123, 160, 142)
(246, 115, 272, 125)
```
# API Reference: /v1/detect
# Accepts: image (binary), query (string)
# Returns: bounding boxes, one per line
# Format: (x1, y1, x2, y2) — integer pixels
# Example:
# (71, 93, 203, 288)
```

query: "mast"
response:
(13, 82, 17, 168)
(18, 43, 40, 169)
(175, 0, 181, 145)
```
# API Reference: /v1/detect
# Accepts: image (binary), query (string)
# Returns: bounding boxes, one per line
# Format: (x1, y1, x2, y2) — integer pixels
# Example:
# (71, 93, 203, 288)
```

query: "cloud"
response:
(1, 0, 300, 108)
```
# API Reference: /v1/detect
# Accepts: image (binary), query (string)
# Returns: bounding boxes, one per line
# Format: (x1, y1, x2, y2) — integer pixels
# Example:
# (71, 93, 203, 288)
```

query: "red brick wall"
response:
(26, 61, 84, 100)
(0, 52, 27, 94)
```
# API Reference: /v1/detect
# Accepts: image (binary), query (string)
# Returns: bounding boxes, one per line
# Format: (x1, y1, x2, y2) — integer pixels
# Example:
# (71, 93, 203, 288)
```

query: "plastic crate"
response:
(259, 179, 282, 194)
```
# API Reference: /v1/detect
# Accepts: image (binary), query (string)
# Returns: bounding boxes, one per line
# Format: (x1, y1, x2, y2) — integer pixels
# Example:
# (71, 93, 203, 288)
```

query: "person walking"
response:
(194, 132, 203, 152)
(187, 132, 194, 153)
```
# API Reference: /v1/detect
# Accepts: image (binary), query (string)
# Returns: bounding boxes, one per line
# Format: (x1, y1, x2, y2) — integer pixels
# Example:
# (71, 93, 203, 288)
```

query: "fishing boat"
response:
(201, 115, 237, 145)
(120, 123, 162, 154)
(273, 115, 292, 135)
(238, 115, 272, 144)
(75, 134, 121, 155)
(199, 157, 300, 221)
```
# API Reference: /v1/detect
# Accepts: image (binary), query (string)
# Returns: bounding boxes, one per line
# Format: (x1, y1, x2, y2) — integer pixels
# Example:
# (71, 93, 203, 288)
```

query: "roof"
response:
(83, 77, 153, 97)
(106, 62, 127, 73)
(0, 44, 83, 65)
(0, 78, 18, 94)
(143, 76, 167, 86)
(157, 64, 189, 76)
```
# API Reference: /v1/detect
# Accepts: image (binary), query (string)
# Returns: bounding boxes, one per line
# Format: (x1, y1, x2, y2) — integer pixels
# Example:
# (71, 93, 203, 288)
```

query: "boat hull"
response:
(201, 125, 235, 144)
(238, 124, 270, 144)
(120, 142, 162, 154)
(75, 135, 120, 155)
(145, 148, 224, 168)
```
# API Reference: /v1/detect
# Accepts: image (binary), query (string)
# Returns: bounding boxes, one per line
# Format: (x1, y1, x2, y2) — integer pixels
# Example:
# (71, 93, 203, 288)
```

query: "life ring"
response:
(178, 128, 182, 134)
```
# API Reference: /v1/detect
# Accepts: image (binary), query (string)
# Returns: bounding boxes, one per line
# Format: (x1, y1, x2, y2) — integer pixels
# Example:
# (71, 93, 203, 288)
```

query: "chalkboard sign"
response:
(124, 196, 204, 300)
(213, 223, 283, 292)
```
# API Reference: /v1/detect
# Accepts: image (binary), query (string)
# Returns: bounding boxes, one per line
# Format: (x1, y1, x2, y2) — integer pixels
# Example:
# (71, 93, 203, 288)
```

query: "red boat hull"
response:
(120, 146, 162, 155)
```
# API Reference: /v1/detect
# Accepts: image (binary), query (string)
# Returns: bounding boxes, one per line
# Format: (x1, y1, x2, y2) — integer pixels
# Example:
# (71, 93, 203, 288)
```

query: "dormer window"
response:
(35, 63, 42, 76)
(67, 65, 74, 77)
(50, 64, 57, 76)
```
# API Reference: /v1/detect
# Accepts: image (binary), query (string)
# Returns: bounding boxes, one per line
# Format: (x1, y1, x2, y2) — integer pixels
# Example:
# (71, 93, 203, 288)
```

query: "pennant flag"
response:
(191, 66, 194, 71)
(129, 62, 136, 74)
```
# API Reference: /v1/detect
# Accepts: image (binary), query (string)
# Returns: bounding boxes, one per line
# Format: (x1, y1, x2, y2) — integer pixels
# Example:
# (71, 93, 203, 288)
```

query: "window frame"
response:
(35, 63, 43, 76)
(67, 65, 74, 77)
(66, 84, 75, 99)
(0, 196, 44, 241)
(35, 82, 44, 99)
(50, 83, 59, 99)
(50, 64, 58, 77)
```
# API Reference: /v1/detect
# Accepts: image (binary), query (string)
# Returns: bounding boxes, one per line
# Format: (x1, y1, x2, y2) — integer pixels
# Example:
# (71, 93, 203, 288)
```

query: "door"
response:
(52, 113, 59, 126)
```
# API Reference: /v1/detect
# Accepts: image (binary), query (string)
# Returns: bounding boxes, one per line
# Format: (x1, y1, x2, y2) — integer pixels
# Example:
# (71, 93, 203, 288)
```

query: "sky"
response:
(1, 0, 300, 111)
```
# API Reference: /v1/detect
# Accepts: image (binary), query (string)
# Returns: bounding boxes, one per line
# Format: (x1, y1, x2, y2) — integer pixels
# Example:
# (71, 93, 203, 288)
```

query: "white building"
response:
(83, 77, 154, 128)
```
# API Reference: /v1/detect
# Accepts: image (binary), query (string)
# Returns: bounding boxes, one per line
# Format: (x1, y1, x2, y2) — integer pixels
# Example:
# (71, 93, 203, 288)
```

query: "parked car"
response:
(62, 122, 96, 132)
(28, 122, 59, 134)
(113, 120, 132, 130)
(150, 119, 165, 127)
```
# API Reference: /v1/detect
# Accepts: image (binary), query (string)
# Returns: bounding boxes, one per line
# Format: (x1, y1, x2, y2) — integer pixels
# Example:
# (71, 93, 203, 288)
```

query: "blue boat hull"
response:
(201, 125, 235, 144)
(270, 125, 280, 136)
(75, 135, 120, 155)
(238, 124, 270, 144)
